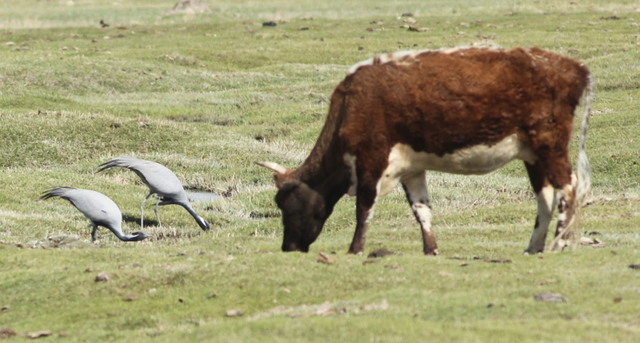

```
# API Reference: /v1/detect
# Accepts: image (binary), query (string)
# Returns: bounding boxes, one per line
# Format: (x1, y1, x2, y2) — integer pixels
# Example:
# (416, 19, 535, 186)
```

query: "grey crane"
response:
(40, 186, 148, 242)
(97, 156, 210, 231)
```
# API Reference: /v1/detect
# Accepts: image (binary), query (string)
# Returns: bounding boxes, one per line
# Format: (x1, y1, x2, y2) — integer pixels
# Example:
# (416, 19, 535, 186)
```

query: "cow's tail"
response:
(575, 73, 594, 205)
(548, 73, 594, 252)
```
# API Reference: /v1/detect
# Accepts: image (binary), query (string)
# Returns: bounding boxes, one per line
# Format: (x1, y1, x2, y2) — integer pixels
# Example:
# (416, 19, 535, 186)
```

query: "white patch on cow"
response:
(346, 46, 504, 76)
(570, 172, 578, 194)
(364, 209, 375, 224)
(413, 202, 432, 229)
(347, 49, 430, 75)
(343, 153, 357, 196)
(365, 183, 381, 225)
(525, 183, 556, 253)
(550, 189, 571, 252)
(402, 174, 432, 233)
(346, 58, 374, 76)
(555, 182, 574, 225)
(440, 46, 466, 54)
(377, 134, 536, 197)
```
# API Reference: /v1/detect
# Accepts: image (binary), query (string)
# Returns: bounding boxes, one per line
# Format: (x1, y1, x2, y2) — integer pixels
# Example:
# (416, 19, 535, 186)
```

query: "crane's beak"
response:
(131, 231, 150, 241)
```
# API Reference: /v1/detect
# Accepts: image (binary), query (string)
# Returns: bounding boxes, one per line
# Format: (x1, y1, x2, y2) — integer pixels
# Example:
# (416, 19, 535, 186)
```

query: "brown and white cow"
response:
(258, 47, 593, 255)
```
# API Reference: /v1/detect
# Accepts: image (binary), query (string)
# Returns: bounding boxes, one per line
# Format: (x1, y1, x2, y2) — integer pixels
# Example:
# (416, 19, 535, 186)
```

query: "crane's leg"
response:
(140, 192, 154, 229)
(88, 223, 98, 242)
(154, 196, 162, 227)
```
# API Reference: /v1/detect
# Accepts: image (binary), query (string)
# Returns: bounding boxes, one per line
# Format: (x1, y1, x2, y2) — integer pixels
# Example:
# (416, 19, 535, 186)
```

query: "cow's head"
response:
(256, 162, 327, 252)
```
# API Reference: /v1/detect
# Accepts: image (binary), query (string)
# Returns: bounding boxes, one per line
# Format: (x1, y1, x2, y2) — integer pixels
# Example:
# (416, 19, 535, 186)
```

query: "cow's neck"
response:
(295, 141, 347, 187)
(294, 127, 347, 189)
(292, 84, 350, 199)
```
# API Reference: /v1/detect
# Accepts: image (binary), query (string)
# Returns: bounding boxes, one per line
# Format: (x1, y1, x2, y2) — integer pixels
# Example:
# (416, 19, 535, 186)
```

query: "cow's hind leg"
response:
(524, 161, 557, 254)
(401, 173, 438, 255)
(539, 154, 577, 252)
(550, 173, 579, 252)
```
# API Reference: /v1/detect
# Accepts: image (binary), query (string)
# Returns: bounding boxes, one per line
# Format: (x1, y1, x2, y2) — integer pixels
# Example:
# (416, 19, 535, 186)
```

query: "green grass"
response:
(2, 0, 640, 341)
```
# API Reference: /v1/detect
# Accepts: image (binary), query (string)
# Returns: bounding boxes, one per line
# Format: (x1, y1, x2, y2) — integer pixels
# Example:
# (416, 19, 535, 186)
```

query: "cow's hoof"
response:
(523, 249, 543, 256)
(551, 239, 568, 252)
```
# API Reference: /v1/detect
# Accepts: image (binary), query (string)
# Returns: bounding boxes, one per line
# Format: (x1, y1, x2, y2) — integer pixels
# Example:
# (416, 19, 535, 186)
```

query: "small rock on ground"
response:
(0, 328, 18, 339)
(226, 309, 243, 317)
(367, 248, 395, 258)
(95, 272, 109, 282)
(534, 292, 566, 303)
(26, 330, 52, 339)
(124, 294, 138, 301)
(317, 252, 336, 265)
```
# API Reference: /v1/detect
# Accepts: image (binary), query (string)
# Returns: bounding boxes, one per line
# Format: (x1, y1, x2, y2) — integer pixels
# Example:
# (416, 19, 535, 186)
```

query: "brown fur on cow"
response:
(258, 47, 593, 255)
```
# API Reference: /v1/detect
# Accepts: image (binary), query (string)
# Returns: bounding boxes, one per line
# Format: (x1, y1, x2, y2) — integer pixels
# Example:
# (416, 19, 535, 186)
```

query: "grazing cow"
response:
(258, 47, 593, 255)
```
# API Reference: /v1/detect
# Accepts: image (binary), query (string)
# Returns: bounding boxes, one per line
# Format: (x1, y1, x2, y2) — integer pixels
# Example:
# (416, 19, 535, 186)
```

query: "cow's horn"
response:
(255, 161, 289, 175)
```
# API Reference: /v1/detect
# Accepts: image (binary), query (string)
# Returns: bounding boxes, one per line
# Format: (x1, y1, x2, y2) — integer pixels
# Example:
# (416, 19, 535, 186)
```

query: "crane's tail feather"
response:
(97, 157, 151, 185)
(97, 156, 141, 173)
(40, 186, 76, 201)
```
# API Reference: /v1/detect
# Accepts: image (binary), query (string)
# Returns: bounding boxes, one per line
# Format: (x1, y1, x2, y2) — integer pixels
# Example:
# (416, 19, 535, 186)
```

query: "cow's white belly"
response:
(344, 134, 536, 197)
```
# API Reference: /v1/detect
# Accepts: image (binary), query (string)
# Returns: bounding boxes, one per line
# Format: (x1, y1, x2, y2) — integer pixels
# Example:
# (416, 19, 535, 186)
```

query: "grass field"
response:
(1, 0, 640, 341)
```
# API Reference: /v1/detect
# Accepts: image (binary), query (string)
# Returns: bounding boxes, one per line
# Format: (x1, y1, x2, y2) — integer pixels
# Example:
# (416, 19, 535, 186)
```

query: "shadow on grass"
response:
(122, 214, 159, 227)
(122, 214, 206, 241)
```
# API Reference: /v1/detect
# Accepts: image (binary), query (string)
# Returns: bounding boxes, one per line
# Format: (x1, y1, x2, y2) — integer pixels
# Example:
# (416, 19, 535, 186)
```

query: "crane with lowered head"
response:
(97, 157, 210, 231)
(41, 186, 149, 242)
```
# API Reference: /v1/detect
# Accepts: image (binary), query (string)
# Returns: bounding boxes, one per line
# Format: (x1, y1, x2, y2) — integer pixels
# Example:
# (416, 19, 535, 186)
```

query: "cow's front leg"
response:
(348, 180, 378, 255)
(402, 173, 438, 255)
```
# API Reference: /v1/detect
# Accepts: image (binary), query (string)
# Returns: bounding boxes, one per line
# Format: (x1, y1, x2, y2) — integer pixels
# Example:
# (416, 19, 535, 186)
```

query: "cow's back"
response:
(338, 47, 590, 158)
